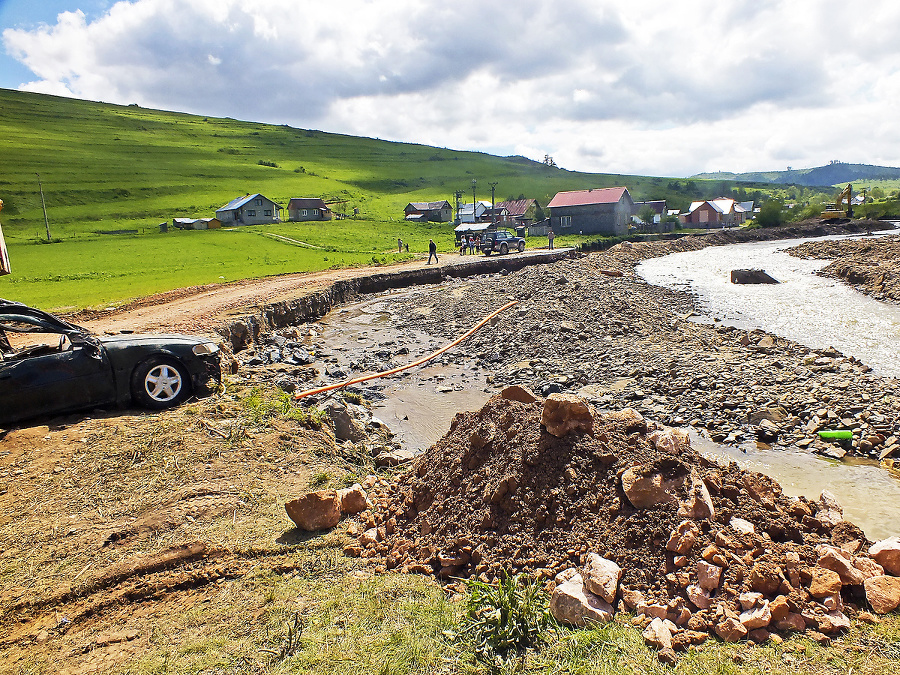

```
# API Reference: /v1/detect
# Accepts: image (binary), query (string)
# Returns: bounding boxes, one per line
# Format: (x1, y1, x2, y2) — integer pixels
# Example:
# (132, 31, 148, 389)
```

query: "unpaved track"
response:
(73, 250, 566, 337)
(74, 257, 436, 336)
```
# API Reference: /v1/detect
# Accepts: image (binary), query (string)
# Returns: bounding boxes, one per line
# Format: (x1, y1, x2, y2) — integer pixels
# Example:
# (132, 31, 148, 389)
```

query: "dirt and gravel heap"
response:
(788, 234, 900, 305)
(350, 390, 900, 653)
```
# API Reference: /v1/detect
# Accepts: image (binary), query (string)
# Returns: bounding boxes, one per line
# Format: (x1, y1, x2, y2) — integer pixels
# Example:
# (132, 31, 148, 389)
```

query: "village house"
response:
(458, 201, 492, 223)
(172, 217, 222, 230)
(403, 200, 453, 222)
(496, 198, 542, 226)
(288, 198, 332, 222)
(215, 193, 281, 225)
(547, 187, 634, 236)
(680, 197, 753, 227)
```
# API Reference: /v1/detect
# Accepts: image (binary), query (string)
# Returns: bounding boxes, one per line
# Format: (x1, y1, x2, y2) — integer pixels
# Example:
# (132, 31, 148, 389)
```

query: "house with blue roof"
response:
(215, 193, 282, 225)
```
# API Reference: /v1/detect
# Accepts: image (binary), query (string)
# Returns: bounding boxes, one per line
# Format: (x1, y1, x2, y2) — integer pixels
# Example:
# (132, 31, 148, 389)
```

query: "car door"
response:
(0, 342, 116, 424)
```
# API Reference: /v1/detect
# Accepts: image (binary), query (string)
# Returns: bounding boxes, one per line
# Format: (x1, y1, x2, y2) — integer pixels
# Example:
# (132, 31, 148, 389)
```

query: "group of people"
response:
(458, 234, 481, 255)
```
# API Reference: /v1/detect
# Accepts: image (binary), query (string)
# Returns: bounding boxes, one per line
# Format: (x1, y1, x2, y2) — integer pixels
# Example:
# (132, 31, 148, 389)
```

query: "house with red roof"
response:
(547, 187, 634, 235)
(496, 198, 543, 226)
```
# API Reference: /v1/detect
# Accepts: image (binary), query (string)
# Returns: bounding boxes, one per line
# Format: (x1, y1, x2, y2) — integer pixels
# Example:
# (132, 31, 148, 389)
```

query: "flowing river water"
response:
(315, 234, 900, 539)
(636, 232, 900, 539)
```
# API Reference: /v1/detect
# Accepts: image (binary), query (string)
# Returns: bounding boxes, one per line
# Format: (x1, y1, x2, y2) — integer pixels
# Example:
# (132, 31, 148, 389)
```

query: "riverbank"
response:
(787, 234, 900, 305)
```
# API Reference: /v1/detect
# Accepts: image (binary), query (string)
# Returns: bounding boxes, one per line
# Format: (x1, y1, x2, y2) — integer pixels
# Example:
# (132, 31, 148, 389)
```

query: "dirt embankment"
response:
(788, 234, 900, 305)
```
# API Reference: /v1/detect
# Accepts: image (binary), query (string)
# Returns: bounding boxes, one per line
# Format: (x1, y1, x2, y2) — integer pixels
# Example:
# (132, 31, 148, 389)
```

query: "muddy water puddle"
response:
(690, 432, 900, 540)
(314, 290, 492, 452)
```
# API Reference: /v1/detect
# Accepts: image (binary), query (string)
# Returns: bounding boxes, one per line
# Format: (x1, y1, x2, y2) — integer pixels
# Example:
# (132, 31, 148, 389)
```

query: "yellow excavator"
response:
(821, 183, 853, 220)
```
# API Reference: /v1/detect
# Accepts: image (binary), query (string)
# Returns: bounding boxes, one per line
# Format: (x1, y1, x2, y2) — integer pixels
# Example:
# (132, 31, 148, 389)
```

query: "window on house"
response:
(560, 215, 572, 227)
(255, 199, 262, 206)
(264, 209, 272, 216)
(301, 209, 308, 216)
(247, 210, 256, 217)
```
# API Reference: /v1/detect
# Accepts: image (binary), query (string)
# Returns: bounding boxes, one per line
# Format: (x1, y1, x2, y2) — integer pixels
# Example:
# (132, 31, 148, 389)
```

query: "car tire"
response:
(500, 243, 508, 254)
(484, 248, 492, 256)
(517, 241, 525, 252)
(131, 356, 191, 409)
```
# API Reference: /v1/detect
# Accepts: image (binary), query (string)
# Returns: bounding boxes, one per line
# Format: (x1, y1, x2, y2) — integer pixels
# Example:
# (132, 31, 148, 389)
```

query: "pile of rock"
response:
(344, 390, 900, 659)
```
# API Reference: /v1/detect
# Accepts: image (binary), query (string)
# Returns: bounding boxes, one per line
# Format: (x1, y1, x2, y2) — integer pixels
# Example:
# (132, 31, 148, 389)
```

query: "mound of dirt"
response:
(351, 391, 899, 649)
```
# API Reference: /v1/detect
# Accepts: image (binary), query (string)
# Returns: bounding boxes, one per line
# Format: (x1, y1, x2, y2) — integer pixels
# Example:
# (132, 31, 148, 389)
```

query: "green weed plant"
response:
(455, 573, 555, 670)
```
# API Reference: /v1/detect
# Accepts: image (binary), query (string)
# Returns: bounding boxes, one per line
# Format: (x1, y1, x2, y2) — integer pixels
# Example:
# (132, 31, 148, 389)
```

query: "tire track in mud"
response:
(1, 540, 345, 647)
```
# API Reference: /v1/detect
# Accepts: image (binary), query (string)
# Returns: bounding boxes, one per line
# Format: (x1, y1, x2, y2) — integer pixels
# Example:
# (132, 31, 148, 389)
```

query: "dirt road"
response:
(73, 256, 437, 336)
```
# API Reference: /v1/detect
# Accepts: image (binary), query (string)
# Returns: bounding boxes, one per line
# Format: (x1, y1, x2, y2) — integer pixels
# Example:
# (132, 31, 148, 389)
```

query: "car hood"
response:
(97, 333, 212, 348)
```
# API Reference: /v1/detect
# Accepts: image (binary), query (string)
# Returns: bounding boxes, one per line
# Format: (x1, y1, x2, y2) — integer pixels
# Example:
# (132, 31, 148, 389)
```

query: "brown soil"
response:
(788, 233, 900, 304)
(359, 393, 874, 640)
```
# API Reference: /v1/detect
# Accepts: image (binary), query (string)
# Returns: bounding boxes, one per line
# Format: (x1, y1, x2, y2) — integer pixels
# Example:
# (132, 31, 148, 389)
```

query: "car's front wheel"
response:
(500, 243, 508, 254)
(131, 356, 191, 409)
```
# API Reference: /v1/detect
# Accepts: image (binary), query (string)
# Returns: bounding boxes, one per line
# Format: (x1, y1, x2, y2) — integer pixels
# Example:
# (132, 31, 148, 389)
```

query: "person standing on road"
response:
(428, 238, 438, 264)
(398, 237, 403, 253)
(548, 228, 555, 250)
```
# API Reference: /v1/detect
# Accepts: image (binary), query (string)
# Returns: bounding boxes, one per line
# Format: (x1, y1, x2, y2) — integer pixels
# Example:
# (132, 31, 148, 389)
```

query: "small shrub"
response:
(343, 391, 363, 405)
(258, 159, 279, 168)
(454, 573, 555, 669)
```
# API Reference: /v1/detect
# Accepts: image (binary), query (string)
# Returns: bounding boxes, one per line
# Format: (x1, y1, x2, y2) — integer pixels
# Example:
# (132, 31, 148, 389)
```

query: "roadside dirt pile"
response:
(351, 390, 900, 653)
(788, 234, 900, 305)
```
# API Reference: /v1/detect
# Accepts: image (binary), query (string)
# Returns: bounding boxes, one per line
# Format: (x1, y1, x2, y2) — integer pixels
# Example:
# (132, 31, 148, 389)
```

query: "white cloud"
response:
(3, 0, 900, 176)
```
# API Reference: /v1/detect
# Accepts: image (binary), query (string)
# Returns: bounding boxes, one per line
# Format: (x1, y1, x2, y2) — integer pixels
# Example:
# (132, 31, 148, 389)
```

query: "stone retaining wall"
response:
(217, 249, 577, 351)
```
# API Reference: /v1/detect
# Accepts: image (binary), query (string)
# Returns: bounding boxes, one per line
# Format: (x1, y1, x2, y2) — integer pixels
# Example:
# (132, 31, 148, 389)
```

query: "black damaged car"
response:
(0, 299, 221, 427)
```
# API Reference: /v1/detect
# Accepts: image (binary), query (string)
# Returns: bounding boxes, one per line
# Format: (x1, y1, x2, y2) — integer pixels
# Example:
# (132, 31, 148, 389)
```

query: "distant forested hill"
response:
(692, 163, 900, 187)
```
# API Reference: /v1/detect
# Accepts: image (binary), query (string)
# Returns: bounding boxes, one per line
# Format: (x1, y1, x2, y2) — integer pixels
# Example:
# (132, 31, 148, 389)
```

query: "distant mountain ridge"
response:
(691, 163, 900, 187)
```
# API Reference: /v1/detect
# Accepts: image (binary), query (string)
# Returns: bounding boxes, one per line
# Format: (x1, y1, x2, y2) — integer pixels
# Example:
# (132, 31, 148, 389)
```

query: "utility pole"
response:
(36, 173, 51, 242)
(471, 179, 477, 223)
(489, 181, 498, 225)
(454, 190, 463, 225)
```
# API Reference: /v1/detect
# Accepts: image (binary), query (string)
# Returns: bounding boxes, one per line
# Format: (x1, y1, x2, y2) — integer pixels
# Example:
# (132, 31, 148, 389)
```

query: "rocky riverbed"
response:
(787, 233, 900, 305)
(235, 221, 900, 471)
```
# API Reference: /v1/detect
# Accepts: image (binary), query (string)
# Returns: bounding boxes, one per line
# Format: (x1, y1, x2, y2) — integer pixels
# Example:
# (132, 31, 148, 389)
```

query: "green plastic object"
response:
(818, 430, 852, 440)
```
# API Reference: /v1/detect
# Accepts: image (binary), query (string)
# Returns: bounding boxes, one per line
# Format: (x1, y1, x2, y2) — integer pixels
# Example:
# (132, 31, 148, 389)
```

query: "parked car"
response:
(0, 299, 221, 426)
(481, 229, 526, 255)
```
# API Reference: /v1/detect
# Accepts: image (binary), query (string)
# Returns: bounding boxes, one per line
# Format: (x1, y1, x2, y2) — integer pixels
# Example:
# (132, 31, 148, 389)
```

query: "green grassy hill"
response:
(0, 88, 777, 310)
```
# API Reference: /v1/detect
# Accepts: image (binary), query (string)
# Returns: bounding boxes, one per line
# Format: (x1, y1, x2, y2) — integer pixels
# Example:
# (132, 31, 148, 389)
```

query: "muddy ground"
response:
(2, 218, 898, 672)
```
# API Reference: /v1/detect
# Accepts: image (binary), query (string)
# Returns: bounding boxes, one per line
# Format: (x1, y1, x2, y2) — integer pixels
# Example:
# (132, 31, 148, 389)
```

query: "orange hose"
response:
(293, 300, 519, 400)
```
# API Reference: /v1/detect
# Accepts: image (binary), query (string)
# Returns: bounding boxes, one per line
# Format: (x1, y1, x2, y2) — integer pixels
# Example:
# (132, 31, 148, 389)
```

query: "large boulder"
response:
(581, 553, 623, 603)
(666, 520, 701, 555)
(869, 536, 900, 576)
(808, 567, 843, 598)
(648, 428, 690, 456)
(730, 269, 779, 284)
(621, 466, 682, 509)
(550, 570, 614, 626)
(324, 401, 367, 442)
(337, 484, 369, 514)
(642, 617, 673, 650)
(285, 490, 342, 531)
(816, 545, 866, 586)
(541, 394, 594, 437)
(678, 472, 715, 520)
(864, 575, 900, 614)
(500, 385, 540, 404)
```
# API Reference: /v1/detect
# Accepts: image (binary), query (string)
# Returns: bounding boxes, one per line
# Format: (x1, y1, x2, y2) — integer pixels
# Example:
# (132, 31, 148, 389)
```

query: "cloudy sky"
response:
(1, 0, 898, 177)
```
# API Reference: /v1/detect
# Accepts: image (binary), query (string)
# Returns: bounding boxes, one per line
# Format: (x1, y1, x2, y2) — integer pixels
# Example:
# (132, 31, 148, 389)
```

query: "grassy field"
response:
(0, 88, 781, 310)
